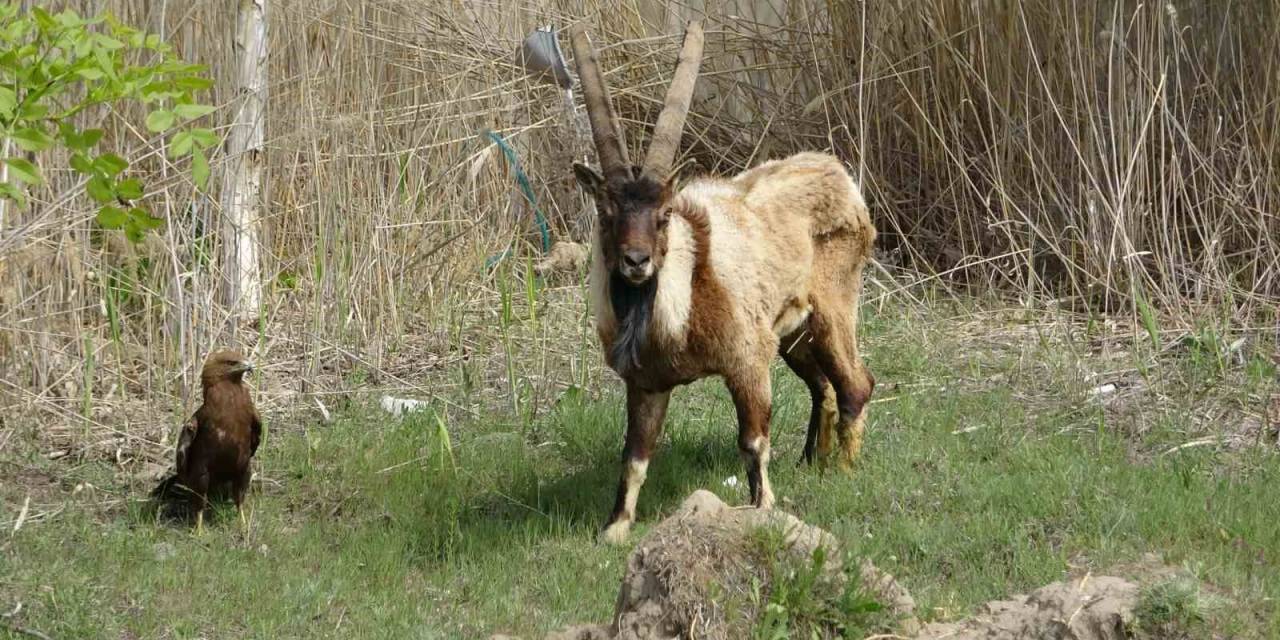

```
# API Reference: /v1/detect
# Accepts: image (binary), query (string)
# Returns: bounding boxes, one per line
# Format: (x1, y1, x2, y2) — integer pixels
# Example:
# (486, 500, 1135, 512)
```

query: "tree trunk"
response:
(220, 0, 267, 317)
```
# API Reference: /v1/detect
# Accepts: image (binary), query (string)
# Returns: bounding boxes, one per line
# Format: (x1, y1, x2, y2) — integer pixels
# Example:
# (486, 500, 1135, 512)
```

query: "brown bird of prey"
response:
(152, 349, 261, 534)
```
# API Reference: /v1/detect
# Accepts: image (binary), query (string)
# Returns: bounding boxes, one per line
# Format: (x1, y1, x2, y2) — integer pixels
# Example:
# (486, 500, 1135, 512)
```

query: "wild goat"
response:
(570, 21, 877, 543)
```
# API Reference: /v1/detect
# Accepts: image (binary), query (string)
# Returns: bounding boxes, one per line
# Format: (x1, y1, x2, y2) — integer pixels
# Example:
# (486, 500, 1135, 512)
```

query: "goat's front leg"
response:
(727, 366, 775, 509)
(600, 383, 671, 544)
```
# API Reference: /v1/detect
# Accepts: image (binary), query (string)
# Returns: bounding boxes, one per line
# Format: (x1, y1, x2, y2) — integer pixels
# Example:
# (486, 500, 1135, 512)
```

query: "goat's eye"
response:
(656, 210, 670, 228)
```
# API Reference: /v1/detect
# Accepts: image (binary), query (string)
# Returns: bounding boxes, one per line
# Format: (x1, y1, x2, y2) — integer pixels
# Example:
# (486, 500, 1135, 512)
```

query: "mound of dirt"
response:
(608, 489, 918, 640)
(918, 575, 1139, 639)
(494, 489, 918, 640)
(492, 490, 1148, 640)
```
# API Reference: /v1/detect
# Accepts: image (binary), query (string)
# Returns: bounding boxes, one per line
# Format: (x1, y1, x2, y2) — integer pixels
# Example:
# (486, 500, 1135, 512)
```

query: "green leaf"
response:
(3, 157, 42, 184)
(116, 178, 144, 200)
(59, 122, 78, 146)
(1, 53, 25, 76)
(94, 48, 115, 80)
(93, 33, 125, 51)
(140, 81, 172, 100)
(96, 205, 128, 229)
(80, 129, 104, 148)
(94, 154, 128, 177)
(145, 109, 175, 132)
(124, 220, 146, 244)
(70, 153, 94, 175)
(18, 102, 48, 119)
(174, 103, 216, 120)
(12, 127, 54, 152)
(60, 123, 103, 151)
(74, 33, 94, 58)
(75, 67, 105, 80)
(86, 175, 115, 203)
(2, 20, 28, 44)
(32, 7, 56, 31)
(169, 131, 194, 157)
(174, 76, 215, 91)
(55, 8, 84, 28)
(0, 182, 26, 207)
(130, 207, 164, 230)
(0, 86, 15, 117)
(192, 148, 209, 190)
(190, 128, 219, 148)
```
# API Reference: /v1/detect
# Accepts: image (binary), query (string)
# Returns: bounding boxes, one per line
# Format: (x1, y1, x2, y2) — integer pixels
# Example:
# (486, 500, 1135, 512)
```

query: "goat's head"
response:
(570, 21, 704, 287)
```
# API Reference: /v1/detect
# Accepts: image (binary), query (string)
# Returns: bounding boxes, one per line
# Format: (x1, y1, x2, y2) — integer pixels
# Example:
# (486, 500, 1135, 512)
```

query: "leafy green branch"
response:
(0, 4, 218, 242)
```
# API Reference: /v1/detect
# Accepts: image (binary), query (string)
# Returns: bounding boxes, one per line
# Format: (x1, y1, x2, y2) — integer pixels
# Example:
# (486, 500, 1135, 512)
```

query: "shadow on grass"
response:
(396, 390, 765, 561)
(272, 382, 824, 574)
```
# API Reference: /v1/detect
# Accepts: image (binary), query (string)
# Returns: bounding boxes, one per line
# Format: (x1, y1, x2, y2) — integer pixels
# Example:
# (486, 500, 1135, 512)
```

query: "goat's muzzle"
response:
(620, 249, 654, 284)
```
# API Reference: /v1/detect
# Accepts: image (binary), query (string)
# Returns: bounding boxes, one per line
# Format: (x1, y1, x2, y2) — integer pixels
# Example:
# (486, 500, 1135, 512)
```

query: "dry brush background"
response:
(1, 0, 1277, 457)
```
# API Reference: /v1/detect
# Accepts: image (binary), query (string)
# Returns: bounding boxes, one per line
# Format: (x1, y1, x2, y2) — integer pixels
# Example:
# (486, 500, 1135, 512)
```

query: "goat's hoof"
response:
(756, 493, 775, 510)
(835, 457, 857, 475)
(598, 520, 632, 545)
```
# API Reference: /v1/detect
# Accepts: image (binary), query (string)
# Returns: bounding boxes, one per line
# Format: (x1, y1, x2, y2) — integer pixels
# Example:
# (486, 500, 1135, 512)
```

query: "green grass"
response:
(2, 301, 1278, 638)
(1132, 576, 1228, 639)
(748, 526, 894, 639)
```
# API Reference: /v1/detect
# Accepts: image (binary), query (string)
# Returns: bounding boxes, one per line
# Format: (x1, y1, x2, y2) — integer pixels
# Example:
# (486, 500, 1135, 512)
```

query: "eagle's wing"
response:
(249, 410, 263, 457)
(152, 414, 200, 499)
(175, 414, 199, 473)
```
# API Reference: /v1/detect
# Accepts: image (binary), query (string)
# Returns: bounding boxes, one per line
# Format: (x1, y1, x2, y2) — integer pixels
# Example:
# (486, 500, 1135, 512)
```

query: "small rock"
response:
(534, 241, 589, 276)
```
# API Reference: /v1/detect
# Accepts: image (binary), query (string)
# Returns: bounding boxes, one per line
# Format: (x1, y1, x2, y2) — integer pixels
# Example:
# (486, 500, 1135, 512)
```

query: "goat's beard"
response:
(608, 270, 658, 375)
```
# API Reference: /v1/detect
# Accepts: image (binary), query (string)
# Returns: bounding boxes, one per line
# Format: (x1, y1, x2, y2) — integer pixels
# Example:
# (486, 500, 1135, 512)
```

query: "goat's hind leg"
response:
(808, 309, 874, 471)
(727, 365, 775, 509)
(779, 335, 837, 466)
(600, 383, 670, 544)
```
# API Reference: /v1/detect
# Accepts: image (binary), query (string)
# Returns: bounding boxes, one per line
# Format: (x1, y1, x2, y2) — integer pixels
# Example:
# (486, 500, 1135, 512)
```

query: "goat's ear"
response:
(572, 162, 605, 194)
(660, 175, 677, 202)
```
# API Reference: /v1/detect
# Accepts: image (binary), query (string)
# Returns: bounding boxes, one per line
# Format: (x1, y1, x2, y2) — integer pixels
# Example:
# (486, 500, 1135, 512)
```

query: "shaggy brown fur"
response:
(570, 22, 877, 544)
(152, 349, 261, 534)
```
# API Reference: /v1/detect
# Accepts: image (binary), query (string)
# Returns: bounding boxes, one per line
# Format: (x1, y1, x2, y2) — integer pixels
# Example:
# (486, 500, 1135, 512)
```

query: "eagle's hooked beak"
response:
(233, 360, 256, 374)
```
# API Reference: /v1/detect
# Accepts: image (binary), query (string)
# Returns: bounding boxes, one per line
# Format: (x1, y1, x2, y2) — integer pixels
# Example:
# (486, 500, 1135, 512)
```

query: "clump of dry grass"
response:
(1, 0, 1276, 455)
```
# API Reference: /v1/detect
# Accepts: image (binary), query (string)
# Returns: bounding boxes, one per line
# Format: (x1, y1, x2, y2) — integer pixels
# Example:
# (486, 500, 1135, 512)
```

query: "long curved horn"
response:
(642, 20, 704, 181)
(570, 24, 632, 181)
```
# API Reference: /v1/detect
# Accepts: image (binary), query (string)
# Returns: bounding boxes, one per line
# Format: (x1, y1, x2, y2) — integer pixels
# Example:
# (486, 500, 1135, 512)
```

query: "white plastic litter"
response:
(380, 395, 428, 417)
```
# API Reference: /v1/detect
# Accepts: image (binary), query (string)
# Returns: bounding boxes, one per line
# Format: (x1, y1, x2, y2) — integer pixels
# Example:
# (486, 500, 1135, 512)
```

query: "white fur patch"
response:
(599, 458, 650, 544)
(588, 235, 615, 337)
(649, 217, 694, 345)
(754, 436, 774, 509)
(684, 184, 756, 327)
(621, 458, 649, 517)
(600, 519, 632, 545)
(772, 299, 812, 337)
(740, 435, 775, 509)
